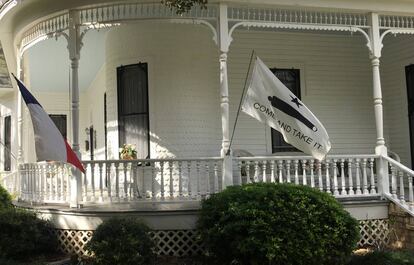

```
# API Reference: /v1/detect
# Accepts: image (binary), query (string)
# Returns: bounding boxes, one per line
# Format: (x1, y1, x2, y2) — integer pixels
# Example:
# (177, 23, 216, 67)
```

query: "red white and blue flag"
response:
(13, 75, 85, 173)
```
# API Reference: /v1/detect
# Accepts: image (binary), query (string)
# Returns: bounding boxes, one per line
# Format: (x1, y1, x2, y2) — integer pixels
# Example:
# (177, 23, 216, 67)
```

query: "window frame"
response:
(264, 62, 306, 154)
(117, 62, 151, 159)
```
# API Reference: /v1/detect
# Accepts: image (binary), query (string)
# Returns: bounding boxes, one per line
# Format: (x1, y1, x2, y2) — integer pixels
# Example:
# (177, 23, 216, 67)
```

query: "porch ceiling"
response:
(27, 29, 106, 92)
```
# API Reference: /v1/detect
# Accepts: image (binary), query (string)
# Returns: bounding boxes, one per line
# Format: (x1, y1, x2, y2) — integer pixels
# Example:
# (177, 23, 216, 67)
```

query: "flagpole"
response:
(226, 50, 256, 155)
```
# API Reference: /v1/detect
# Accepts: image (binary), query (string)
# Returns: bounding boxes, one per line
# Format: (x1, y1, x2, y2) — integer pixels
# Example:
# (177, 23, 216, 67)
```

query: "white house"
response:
(0, 0, 413, 256)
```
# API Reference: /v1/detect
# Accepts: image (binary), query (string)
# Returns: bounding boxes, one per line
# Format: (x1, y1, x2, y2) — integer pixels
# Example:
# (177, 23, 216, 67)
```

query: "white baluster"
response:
(262, 161, 267, 182)
(206, 162, 210, 196)
(178, 161, 183, 198)
(333, 159, 339, 195)
(169, 161, 174, 198)
(41, 164, 47, 201)
(254, 161, 259, 182)
(54, 164, 59, 201)
(325, 159, 331, 194)
(310, 160, 315, 188)
(187, 161, 192, 197)
(115, 162, 120, 201)
(98, 163, 104, 202)
(246, 162, 251, 183)
(196, 161, 201, 197)
(82, 163, 88, 202)
(48, 164, 53, 201)
(60, 164, 65, 201)
(399, 171, 406, 204)
(91, 163, 96, 202)
(355, 159, 362, 195)
(270, 160, 275, 183)
(302, 160, 307, 186)
(107, 163, 112, 201)
(317, 160, 323, 191)
(238, 161, 243, 185)
(348, 159, 354, 195)
(160, 161, 165, 200)
(362, 159, 369, 195)
(151, 162, 156, 199)
(391, 165, 397, 199)
(340, 159, 347, 195)
(369, 158, 376, 194)
(294, 160, 299, 184)
(123, 162, 129, 201)
(214, 162, 219, 192)
(276, 160, 281, 183)
(131, 163, 138, 200)
(286, 160, 291, 183)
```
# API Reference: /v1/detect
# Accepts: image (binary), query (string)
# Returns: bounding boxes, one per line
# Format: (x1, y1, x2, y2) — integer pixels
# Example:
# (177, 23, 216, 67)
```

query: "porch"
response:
(2, 0, 414, 256)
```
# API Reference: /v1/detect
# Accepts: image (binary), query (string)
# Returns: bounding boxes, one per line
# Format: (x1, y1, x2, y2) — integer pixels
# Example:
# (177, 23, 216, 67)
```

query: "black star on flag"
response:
(290, 95, 302, 108)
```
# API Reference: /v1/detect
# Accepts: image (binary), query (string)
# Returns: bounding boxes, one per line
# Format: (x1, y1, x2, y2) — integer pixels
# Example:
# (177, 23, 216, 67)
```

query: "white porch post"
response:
(369, 13, 389, 195)
(218, 4, 233, 187)
(68, 10, 83, 207)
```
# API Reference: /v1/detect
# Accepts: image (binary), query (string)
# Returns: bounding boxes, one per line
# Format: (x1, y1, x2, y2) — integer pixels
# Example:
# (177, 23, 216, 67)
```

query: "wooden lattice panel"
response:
(53, 229, 203, 257)
(150, 230, 204, 257)
(53, 229, 94, 257)
(53, 221, 389, 258)
(358, 219, 390, 248)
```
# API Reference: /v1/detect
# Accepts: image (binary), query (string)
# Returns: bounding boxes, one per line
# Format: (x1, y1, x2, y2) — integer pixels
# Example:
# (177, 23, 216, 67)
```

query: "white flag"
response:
(241, 57, 331, 160)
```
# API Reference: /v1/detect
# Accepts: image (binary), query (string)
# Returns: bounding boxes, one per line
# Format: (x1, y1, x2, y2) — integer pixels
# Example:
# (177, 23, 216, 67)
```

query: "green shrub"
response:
(0, 184, 12, 209)
(0, 208, 59, 260)
(347, 250, 414, 265)
(86, 217, 156, 265)
(198, 183, 359, 265)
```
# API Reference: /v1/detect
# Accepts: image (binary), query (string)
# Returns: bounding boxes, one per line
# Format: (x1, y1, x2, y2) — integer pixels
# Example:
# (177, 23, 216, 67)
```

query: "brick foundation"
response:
(388, 203, 414, 250)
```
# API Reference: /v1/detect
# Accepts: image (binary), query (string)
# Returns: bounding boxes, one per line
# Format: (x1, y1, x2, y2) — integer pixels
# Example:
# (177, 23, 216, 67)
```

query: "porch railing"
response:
(234, 154, 379, 198)
(15, 154, 414, 215)
(81, 158, 223, 203)
(17, 158, 223, 204)
(19, 162, 71, 204)
(382, 155, 414, 215)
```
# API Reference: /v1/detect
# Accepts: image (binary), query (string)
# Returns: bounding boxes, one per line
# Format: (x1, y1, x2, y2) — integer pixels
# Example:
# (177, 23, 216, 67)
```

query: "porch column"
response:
(68, 10, 82, 207)
(369, 13, 389, 194)
(219, 3, 233, 187)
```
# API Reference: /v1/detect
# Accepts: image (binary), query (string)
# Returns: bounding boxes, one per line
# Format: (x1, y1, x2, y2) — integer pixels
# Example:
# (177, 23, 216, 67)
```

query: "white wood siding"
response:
(228, 30, 375, 155)
(105, 23, 221, 159)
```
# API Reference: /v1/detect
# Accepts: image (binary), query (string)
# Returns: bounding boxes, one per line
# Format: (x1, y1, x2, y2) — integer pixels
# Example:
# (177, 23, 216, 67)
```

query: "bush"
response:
(0, 208, 59, 260)
(347, 250, 414, 265)
(86, 217, 156, 265)
(0, 184, 12, 209)
(198, 183, 359, 265)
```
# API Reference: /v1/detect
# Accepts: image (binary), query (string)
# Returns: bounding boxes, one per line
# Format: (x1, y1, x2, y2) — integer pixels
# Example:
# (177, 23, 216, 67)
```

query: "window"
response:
(117, 63, 150, 159)
(49, 114, 67, 139)
(4, 115, 10, 171)
(270, 68, 301, 153)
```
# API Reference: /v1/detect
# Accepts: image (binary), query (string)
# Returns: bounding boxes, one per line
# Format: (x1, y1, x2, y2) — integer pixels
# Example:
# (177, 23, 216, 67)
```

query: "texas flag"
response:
(13, 75, 85, 173)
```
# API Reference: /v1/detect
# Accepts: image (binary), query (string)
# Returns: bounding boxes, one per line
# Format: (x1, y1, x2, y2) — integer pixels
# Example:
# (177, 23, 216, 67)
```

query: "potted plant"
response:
(120, 144, 137, 160)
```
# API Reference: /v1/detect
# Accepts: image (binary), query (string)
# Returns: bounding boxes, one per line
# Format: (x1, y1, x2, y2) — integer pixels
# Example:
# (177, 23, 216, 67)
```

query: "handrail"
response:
(234, 154, 378, 161)
(82, 157, 223, 163)
(381, 155, 414, 176)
